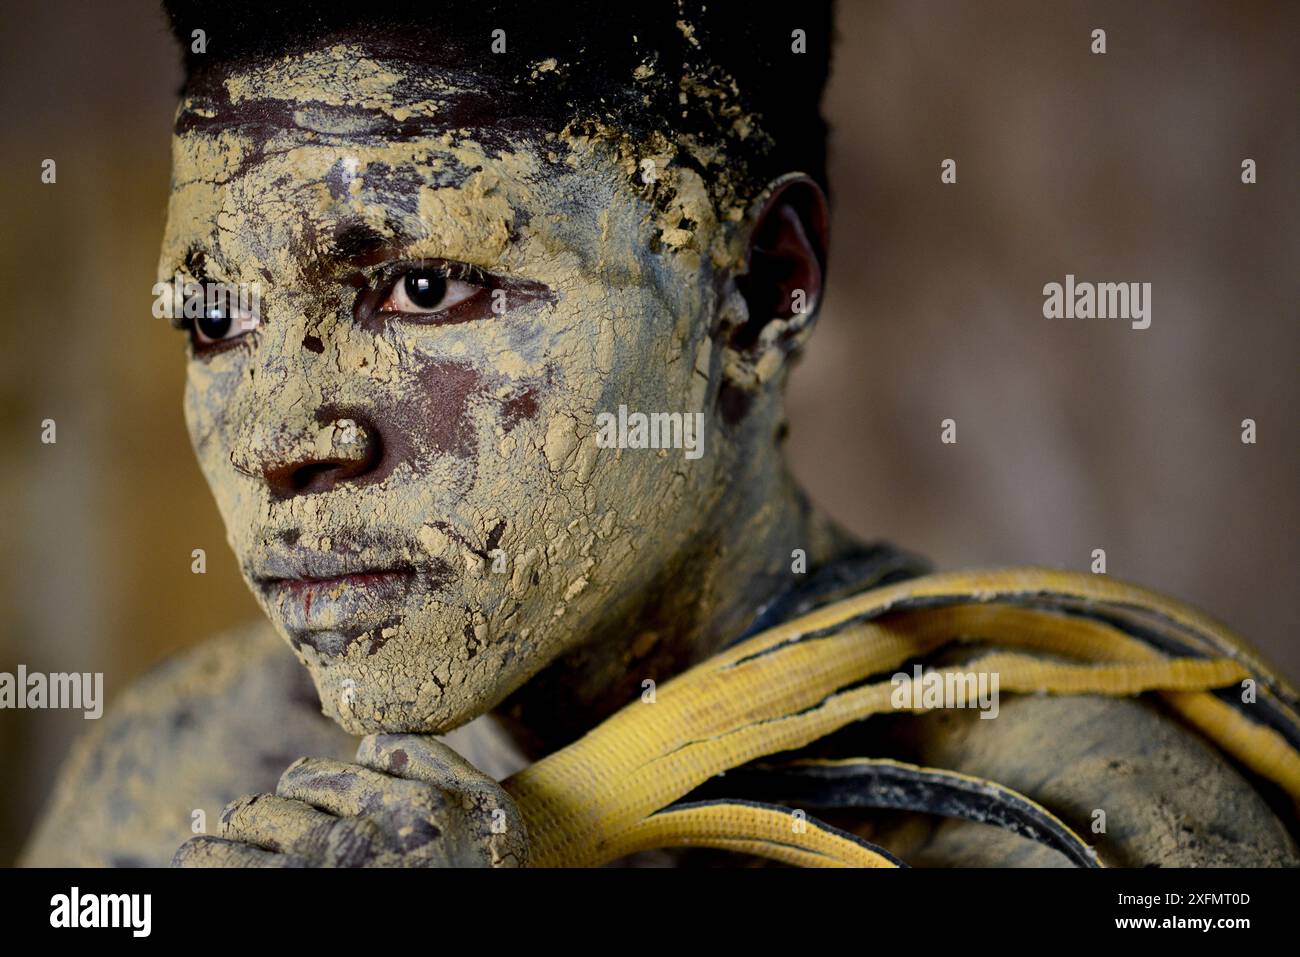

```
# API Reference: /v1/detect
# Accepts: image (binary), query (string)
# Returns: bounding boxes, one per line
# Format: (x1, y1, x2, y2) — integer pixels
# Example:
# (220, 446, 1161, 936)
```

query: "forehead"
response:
(179, 44, 535, 139)
(165, 43, 723, 294)
(167, 47, 599, 275)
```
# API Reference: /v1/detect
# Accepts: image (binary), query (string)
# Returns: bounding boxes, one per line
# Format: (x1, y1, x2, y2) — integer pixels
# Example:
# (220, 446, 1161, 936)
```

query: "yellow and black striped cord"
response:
(502, 568, 1300, 867)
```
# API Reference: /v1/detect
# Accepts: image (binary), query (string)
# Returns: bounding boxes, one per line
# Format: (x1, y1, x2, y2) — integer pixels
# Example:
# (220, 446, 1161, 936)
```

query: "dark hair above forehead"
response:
(162, 0, 834, 200)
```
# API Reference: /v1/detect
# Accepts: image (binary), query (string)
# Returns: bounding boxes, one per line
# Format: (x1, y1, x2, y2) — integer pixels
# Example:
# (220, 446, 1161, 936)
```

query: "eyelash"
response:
(374, 260, 489, 292)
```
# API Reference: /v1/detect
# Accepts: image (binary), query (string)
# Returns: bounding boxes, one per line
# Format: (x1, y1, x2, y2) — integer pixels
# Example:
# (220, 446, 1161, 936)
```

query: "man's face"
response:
(161, 44, 734, 734)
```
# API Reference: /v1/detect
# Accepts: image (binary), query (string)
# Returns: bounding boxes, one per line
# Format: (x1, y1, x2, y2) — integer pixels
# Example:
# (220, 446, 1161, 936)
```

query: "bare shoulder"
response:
(888, 694, 1299, 867)
(20, 622, 356, 867)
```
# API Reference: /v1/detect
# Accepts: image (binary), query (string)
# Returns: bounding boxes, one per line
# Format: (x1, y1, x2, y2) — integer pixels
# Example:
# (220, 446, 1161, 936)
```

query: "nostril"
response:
(251, 414, 381, 499)
(289, 461, 342, 494)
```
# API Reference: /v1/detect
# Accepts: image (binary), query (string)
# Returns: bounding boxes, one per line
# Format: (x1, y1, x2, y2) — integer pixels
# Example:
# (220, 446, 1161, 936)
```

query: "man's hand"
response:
(172, 734, 527, 867)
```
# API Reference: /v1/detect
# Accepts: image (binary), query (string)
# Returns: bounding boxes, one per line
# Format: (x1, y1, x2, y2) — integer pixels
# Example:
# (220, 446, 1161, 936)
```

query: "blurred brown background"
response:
(0, 0, 1296, 864)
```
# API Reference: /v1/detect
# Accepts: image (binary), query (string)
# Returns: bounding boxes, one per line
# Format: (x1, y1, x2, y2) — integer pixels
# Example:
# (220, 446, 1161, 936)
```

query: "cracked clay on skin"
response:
(162, 44, 785, 735)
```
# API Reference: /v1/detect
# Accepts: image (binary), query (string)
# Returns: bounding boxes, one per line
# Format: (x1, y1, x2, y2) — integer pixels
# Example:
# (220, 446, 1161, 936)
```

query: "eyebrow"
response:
(174, 245, 234, 284)
(328, 221, 409, 265)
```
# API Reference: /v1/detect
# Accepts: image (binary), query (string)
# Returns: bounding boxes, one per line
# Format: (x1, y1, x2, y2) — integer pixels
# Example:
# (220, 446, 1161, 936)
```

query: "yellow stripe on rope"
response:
(506, 621, 949, 863)
(964, 652, 1247, 695)
(503, 568, 1297, 867)
(506, 622, 934, 866)
(614, 802, 899, 868)
(571, 655, 1244, 865)
(887, 603, 1300, 799)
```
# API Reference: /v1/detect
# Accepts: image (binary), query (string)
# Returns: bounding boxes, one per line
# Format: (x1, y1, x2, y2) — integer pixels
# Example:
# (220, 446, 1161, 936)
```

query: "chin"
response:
(291, 631, 527, 737)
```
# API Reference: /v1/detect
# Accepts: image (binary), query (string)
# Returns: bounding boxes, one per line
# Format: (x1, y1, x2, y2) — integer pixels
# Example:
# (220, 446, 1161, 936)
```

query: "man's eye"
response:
(380, 269, 481, 316)
(193, 302, 260, 345)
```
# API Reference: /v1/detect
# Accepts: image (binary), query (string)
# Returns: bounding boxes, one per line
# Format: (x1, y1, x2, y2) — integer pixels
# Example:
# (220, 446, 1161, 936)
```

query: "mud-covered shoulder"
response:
(19, 622, 356, 867)
(886, 693, 1299, 867)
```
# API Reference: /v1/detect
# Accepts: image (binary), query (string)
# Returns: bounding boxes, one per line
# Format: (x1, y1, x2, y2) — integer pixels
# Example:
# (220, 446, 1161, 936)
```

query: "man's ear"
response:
(731, 174, 829, 351)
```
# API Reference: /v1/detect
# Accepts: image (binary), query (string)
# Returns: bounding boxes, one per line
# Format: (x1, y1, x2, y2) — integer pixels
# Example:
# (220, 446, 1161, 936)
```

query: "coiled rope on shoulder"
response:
(501, 568, 1300, 867)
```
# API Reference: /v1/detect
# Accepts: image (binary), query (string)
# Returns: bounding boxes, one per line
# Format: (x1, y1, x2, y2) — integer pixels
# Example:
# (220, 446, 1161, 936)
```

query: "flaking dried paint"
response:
(160, 44, 786, 737)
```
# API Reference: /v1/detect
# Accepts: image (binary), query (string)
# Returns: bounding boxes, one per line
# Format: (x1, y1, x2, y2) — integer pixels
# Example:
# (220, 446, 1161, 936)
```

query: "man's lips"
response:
(248, 548, 452, 650)
(250, 548, 417, 584)
(259, 568, 414, 596)
(254, 566, 417, 637)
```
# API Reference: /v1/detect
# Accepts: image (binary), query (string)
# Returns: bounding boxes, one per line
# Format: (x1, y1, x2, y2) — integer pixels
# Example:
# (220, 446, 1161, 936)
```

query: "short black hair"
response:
(162, 1, 834, 207)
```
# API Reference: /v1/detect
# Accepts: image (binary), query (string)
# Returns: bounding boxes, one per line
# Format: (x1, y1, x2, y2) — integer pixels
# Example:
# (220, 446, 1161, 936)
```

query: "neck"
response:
(493, 432, 858, 759)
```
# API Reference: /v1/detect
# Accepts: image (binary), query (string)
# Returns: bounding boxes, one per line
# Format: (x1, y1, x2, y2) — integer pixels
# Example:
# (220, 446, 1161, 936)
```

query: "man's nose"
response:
(231, 413, 381, 497)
